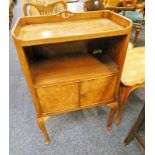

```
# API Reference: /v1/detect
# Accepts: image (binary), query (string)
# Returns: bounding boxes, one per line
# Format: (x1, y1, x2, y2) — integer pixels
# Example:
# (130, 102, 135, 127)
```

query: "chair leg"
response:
(123, 10, 125, 16)
(133, 25, 142, 47)
(106, 102, 118, 130)
(37, 117, 50, 144)
(116, 85, 132, 125)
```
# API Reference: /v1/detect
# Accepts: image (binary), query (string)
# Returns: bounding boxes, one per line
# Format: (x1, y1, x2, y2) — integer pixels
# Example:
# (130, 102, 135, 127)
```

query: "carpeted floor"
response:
(9, 1, 145, 155)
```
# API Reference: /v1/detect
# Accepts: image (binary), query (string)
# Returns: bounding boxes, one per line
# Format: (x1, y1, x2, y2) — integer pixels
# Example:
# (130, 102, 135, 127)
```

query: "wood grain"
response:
(30, 53, 118, 87)
(18, 18, 124, 41)
(81, 75, 117, 106)
(121, 47, 145, 86)
(37, 82, 79, 113)
(12, 11, 132, 46)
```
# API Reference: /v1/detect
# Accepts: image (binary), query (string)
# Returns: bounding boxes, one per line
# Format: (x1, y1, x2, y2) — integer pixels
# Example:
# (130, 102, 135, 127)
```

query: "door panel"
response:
(80, 75, 117, 106)
(36, 82, 79, 113)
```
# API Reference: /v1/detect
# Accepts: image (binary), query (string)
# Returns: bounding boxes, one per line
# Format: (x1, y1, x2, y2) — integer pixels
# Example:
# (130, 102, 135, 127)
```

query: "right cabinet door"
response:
(80, 75, 118, 106)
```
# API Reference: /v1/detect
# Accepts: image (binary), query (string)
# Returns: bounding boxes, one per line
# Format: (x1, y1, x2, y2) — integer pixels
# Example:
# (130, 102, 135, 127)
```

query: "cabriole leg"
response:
(37, 117, 50, 144)
(106, 102, 118, 130)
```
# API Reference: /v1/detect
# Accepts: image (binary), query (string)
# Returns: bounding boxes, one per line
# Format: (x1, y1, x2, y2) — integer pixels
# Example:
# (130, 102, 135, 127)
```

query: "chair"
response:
(116, 47, 145, 125)
(22, 0, 67, 16)
(101, 0, 144, 47)
(119, 0, 145, 47)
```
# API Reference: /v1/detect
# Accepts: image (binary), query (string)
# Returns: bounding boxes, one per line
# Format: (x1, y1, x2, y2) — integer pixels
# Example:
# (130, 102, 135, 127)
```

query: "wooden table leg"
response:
(134, 132, 145, 149)
(124, 104, 145, 149)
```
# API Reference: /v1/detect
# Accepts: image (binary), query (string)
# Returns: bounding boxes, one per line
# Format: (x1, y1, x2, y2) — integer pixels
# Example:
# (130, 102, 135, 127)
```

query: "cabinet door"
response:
(80, 75, 117, 106)
(36, 82, 79, 113)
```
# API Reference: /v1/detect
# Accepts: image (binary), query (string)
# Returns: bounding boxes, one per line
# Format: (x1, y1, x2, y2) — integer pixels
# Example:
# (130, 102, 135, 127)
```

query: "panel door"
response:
(80, 75, 117, 106)
(36, 82, 79, 113)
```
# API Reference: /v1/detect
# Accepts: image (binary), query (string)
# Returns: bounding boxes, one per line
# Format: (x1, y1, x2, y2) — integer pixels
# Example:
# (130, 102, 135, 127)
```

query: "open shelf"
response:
(30, 53, 118, 87)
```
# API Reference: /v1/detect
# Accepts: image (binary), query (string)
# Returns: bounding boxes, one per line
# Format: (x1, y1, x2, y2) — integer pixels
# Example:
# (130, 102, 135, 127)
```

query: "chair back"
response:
(23, 1, 67, 16)
(121, 0, 138, 8)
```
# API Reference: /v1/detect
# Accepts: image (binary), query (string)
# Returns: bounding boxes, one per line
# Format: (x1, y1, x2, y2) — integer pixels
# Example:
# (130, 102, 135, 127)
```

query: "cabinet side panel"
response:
(101, 34, 131, 99)
(13, 38, 42, 116)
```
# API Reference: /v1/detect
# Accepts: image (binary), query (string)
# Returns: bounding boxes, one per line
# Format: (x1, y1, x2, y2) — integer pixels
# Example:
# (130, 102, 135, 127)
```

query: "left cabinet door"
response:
(36, 82, 79, 114)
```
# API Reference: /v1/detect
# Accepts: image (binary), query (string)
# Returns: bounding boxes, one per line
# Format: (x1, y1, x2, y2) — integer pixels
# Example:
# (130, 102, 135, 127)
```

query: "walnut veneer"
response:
(12, 10, 132, 144)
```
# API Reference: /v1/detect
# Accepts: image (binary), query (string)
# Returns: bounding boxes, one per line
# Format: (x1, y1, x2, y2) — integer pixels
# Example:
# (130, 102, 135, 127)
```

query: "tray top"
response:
(19, 19, 123, 40)
(12, 11, 132, 46)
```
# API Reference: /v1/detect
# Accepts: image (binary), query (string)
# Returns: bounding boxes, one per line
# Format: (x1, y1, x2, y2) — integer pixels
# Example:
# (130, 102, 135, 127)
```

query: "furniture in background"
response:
(120, 0, 138, 8)
(103, 0, 120, 8)
(119, 0, 145, 46)
(84, 0, 104, 11)
(9, 0, 17, 29)
(12, 11, 132, 144)
(101, 0, 136, 11)
(23, 1, 67, 16)
(84, 0, 144, 46)
(102, 0, 145, 46)
(124, 104, 145, 149)
(84, 0, 133, 12)
(116, 47, 145, 125)
(21, 0, 85, 14)
(67, 0, 79, 2)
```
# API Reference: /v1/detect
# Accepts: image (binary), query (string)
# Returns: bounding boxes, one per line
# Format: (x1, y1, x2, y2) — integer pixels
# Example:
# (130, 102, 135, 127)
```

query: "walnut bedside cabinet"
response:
(12, 10, 132, 144)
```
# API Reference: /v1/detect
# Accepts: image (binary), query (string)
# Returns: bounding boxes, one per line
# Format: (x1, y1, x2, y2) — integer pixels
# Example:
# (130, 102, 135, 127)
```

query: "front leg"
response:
(106, 102, 118, 130)
(37, 116, 50, 144)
